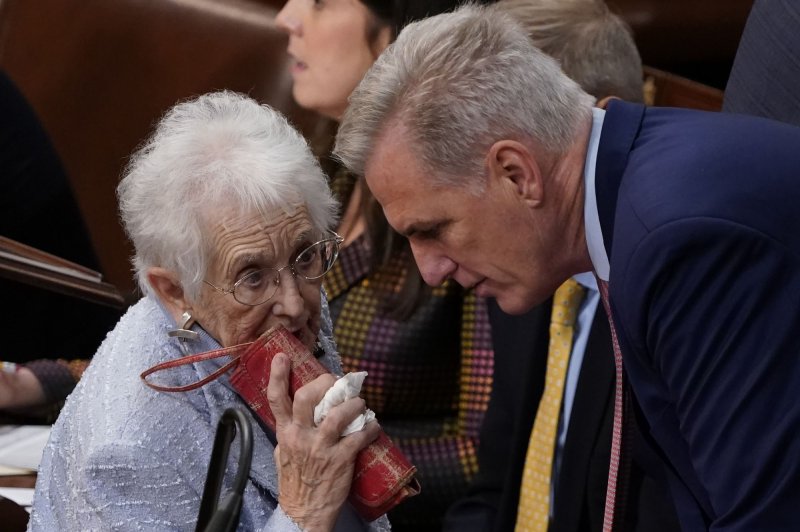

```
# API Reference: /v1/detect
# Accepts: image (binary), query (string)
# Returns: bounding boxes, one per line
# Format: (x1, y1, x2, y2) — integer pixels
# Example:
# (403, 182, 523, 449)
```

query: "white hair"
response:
(118, 91, 338, 299)
(334, 2, 596, 187)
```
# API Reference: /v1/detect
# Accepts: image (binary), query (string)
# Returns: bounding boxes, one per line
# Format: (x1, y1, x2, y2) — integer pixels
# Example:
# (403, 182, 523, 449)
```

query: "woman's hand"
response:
(0, 366, 46, 410)
(268, 353, 380, 531)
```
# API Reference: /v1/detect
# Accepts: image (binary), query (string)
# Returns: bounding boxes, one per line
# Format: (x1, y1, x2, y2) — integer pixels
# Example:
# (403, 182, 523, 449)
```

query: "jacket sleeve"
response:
(618, 217, 800, 530)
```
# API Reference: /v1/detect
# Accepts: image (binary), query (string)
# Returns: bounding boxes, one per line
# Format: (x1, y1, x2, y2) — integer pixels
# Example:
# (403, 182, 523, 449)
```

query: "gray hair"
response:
(334, 3, 595, 187)
(497, 0, 643, 102)
(118, 91, 337, 299)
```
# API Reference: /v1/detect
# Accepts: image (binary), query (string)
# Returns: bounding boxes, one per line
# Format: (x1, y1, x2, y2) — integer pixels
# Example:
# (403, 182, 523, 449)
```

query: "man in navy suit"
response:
(335, 4, 800, 529)
(444, 1, 677, 530)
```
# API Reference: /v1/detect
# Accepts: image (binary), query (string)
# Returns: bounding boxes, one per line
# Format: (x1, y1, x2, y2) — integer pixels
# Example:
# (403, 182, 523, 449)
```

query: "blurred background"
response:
(0, 0, 752, 358)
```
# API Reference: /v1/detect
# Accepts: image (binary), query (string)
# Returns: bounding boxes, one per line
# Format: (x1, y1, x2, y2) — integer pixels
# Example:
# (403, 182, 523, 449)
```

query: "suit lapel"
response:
(595, 100, 646, 258)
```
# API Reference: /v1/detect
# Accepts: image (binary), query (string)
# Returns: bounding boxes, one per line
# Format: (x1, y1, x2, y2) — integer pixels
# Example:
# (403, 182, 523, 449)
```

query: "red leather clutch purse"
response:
(229, 326, 420, 522)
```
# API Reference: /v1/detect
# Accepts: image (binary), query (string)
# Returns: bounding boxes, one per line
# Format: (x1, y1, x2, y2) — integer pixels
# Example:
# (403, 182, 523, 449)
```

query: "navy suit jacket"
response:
(596, 100, 800, 529)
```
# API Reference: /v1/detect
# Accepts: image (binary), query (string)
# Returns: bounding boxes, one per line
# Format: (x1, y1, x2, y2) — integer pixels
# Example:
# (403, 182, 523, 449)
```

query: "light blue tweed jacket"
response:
(28, 294, 390, 531)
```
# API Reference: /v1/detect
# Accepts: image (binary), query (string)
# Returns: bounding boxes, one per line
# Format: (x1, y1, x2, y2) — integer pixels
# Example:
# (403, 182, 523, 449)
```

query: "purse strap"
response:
(140, 342, 252, 393)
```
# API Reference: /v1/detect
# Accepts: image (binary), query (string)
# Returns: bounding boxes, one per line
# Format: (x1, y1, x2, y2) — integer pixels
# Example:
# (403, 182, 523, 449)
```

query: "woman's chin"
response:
(293, 90, 345, 121)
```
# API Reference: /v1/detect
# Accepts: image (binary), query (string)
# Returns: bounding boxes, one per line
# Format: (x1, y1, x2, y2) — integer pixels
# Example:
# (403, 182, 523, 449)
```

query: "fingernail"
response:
(277, 352, 289, 368)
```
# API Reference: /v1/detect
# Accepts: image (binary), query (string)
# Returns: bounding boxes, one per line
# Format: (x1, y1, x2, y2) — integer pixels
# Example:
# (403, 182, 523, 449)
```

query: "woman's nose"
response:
(270, 270, 305, 318)
(275, 0, 301, 35)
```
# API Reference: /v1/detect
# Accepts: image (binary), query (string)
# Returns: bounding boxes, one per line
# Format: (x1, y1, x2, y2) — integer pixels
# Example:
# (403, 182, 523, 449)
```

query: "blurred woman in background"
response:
(29, 91, 384, 531)
(276, 2, 496, 529)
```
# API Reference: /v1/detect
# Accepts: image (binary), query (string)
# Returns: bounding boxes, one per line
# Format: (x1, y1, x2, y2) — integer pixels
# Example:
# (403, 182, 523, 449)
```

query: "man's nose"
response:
(410, 243, 457, 286)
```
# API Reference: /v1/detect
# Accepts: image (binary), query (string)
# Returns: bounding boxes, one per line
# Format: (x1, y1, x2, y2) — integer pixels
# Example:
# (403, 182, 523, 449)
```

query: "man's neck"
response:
(544, 114, 595, 277)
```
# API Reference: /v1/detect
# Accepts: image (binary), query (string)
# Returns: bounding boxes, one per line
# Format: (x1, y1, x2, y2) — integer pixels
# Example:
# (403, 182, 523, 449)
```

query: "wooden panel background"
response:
(0, 0, 752, 297)
(0, 0, 335, 296)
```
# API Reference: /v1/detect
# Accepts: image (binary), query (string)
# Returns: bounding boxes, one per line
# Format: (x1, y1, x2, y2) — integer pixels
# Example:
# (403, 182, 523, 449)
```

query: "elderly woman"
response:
(28, 91, 386, 531)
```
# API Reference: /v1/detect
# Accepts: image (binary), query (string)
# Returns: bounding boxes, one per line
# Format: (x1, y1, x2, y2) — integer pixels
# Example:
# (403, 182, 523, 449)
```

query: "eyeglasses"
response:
(203, 232, 344, 306)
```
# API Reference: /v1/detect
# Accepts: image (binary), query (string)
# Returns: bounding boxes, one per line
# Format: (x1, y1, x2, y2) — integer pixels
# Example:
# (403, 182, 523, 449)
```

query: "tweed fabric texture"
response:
(28, 295, 390, 532)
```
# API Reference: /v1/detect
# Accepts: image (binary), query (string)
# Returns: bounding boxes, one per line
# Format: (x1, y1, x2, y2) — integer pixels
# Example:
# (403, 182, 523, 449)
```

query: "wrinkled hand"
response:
(268, 353, 380, 531)
(0, 367, 46, 410)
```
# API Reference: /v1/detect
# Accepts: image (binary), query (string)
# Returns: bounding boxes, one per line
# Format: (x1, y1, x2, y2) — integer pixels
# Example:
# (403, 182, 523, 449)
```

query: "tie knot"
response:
(551, 278, 586, 327)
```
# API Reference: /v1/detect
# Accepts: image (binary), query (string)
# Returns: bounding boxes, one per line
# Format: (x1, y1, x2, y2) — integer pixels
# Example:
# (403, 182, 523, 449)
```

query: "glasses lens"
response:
(230, 237, 340, 306)
(295, 239, 339, 280)
(233, 268, 278, 306)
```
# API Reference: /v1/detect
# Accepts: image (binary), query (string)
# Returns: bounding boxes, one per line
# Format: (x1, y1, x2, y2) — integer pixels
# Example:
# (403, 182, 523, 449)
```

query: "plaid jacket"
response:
(324, 171, 494, 530)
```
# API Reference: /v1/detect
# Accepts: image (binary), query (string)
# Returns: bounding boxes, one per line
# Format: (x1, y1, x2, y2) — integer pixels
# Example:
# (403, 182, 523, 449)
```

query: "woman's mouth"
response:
(290, 59, 307, 75)
(291, 320, 319, 351)
(290, 328, 305, 343)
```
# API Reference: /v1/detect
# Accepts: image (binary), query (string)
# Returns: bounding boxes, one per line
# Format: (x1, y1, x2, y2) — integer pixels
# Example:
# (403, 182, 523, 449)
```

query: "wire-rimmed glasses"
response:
(203, 231, 344, 306)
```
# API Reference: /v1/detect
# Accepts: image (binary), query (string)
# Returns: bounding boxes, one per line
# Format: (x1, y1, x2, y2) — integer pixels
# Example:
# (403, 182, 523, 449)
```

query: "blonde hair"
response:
(497, 0, 643, 102)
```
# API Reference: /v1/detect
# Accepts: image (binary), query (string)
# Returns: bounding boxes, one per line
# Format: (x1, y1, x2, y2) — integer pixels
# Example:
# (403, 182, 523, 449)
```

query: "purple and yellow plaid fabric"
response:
(324, 173, 494, 530)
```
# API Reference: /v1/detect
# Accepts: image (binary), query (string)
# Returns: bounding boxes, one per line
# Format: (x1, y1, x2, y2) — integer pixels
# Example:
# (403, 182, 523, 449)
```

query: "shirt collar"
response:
(572, 271, 598, 292)
(583, 108, 609, 281)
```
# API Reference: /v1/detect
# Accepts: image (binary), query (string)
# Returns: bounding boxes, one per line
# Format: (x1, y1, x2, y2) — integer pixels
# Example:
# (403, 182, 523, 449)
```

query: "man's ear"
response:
(486, 140, 544, 207)
(596, 95, 620, 110)
(147, 267, 190, 323)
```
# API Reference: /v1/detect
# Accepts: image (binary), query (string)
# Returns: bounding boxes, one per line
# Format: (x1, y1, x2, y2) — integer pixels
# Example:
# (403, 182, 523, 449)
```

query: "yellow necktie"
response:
(516, 278, 586, 531)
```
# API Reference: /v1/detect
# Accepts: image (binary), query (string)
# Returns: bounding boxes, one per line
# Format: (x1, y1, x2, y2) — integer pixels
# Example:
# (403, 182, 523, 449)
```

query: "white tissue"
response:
(313, 371, 376, 436)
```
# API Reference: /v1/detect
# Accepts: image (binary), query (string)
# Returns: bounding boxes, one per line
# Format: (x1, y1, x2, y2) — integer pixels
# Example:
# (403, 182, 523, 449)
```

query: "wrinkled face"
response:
(364, 127, 555, 315)
(276, 0, 391, 120)
(192, 206, 323, 349)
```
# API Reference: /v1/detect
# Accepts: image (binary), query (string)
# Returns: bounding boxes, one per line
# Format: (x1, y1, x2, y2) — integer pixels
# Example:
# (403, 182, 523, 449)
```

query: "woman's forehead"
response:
(208, 207, 315, 267)
(218, 207, 311, 235)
